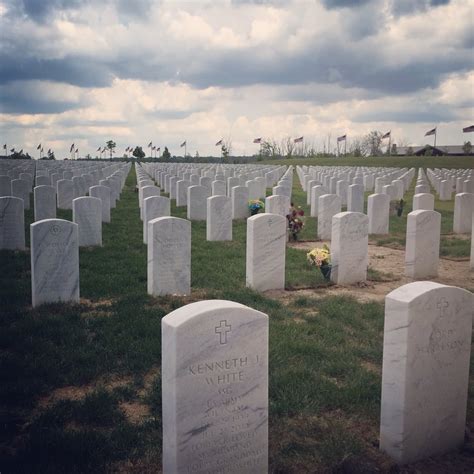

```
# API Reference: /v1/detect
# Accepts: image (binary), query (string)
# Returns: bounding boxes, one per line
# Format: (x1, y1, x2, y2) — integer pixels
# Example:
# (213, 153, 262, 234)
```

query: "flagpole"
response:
(434, 128, 437, 148)
(344, 138, 346, 156)
(389, 135, 391, 156)
(185, 143, 187, 158)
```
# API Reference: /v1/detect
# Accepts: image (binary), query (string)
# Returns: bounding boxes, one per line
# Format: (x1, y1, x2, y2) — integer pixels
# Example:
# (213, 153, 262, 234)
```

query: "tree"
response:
(162, 147, 171, 160)
(106, 140, 116, 158)
(463, 141, 472, 155)
(132, 146, 145, 159)
(362, 131, 383, 156)
(221, 143, 230, 159)
(348, 137, 364, 157)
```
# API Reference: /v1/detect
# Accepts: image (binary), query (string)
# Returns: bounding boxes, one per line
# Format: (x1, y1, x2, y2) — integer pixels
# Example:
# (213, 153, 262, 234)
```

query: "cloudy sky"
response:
(0, 0, 473, 158)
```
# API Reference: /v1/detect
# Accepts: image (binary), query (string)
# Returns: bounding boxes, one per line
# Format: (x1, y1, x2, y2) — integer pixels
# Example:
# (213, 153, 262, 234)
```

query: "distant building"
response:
(396, 145, 472, 156)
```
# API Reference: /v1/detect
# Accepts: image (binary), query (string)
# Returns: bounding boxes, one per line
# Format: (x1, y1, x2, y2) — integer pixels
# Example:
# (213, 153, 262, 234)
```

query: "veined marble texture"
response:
(317, 194, 341, 240)
(147, 217, 191, 296)
(187, 186, 210, 221)
(330, 212, 368, 285)
(162, 300, 268, 474)
(207, 195, 232, 241)
(368, 193, 390, 235)
(380, 282, 473, 464)
(0, 196, 25, 250)
(142, 196, 171, 244)
(30, 218, 79, 307)
(246, 213, 286, 292)
(405, 210, 441, 279)
(89, 185, 111, 223)
(34, 185, 56, 222)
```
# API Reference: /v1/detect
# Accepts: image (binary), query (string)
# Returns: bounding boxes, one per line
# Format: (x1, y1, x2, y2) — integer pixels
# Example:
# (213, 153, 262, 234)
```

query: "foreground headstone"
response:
(147, 217, 191, 296)
(405, 210, 441, 278)
(330, 212, 368, 285)
(380, 282, 473, 464)
(0, 196, 25, 250)
(34, 185, 56, 222)
(30, 219, 79, 307)
(162, 300, 268, 474)
(246, 213, 286, 291)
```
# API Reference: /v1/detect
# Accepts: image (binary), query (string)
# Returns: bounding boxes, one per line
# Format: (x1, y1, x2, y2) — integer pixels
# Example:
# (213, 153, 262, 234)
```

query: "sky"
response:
(0, 0, 473, 159)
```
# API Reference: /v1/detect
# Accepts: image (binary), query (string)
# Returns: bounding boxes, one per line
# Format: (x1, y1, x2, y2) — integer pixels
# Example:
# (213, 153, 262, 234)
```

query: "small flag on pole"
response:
(10, 148, 15, 153)
(215, 139, 223, 146)
(424, 127, 436, 137)
(337, 134, 346, 142)
(97, 147, 101, 151)
(180, 141, 186, 147)
(148, 142, 152, 147)
(19, 149, 23, 154)
(382, 131, 391, 139)
(463, 125, 474, 133)
(294, 136, 304, 143)
(37, 143, 42, 150)
(70, 143, 75, 153)
(157, 147, 160, 152)
(41, 147, 43, 152)
(3, 144, 6, 150)
(253, 137, 262, 144)
(75, 148, 78, 153)
(47, 149, 51, 154)
(152, 146, 156, 150)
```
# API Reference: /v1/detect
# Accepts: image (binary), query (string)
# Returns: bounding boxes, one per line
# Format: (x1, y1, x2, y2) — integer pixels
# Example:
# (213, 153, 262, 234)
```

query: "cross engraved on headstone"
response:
(437, 297, 449, 317)
(215, 320, 231, 344)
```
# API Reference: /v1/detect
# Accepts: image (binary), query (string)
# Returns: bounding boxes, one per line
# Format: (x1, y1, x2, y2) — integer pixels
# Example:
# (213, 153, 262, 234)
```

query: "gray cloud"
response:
(391, 0, 451, 16)
(352, 105, 459, 123)
(321, 0, 372, 8)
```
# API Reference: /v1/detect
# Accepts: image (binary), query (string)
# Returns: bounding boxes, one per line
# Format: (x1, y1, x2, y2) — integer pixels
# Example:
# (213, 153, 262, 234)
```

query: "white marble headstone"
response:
(34, 185, 56, 222)
(162, 299, 268, 474)
(0, 196, 25, 250)
(73, 197, 102, 247)
(207, 195, 232, 241)
(380, 282, 473, 464)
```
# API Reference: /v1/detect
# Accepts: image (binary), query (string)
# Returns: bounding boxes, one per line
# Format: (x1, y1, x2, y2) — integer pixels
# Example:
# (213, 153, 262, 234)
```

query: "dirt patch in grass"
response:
(79, 298, 115, 318)
(138, 366, 161, 398)
(283, 241, 473, 303)
(119, 401, 151, 425)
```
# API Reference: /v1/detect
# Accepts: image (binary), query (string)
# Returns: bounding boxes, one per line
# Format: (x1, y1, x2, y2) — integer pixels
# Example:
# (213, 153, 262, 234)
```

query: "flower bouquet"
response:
(307, 244, 331, 280)
(286, 205, 305, 241)
(248, 199, 264, 216)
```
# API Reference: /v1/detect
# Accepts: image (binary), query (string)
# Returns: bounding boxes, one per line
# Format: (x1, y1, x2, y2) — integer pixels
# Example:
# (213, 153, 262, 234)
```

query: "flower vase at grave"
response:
(251, 208, 260, 216)
(320, 263, 331, 280)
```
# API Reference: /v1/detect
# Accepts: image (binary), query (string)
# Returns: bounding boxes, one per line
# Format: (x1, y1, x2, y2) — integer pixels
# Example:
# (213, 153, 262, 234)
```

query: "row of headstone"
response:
(159, 280, 472, 472)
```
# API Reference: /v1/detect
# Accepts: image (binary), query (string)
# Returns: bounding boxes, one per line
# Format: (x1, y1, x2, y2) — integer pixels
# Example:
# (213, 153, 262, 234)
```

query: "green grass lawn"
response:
(1, 164, 472, 473)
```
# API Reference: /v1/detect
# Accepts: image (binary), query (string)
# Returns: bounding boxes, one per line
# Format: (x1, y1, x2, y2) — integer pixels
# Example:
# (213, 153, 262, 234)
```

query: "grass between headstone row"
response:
(0, 165, 472, 472)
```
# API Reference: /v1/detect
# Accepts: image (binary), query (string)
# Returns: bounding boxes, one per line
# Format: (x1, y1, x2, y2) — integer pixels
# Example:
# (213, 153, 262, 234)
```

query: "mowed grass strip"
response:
(0, 164, 472, 473)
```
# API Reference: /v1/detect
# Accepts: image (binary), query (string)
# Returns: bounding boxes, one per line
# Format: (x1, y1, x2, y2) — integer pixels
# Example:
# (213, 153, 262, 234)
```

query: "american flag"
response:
(215, 139, 223, 146)
(424, 127, 436, 136)
(157, 147, 160, 152)
(463, 125, 474, 133)
(148, 142, 152, 147)
(70, 143, 75, 153)
(97, 147, 101, 151)
(75, 148, 78, 153)
(47, 149, 51, 154)
(37, 143, 42, 150)
(152, 146, 156, 150)
(294, 136, 303, 143)
(382, 131, 391, 139)
(337, 135, 346, 142)
(253, 137, 262, 144)
(2, 144, 6, 150)
(10, 148, 15, 153)
(180, 141, 186, 147)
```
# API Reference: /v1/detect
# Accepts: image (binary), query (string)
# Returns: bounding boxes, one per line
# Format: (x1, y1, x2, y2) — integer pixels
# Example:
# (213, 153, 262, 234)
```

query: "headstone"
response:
(11, 179, 30, 209)
(176, 180, 191, 207)
(187, 185, 210, 221)
(73, 197, 102, 247)
(405, 210, 441, 278)
(330, 212, 368, 285)
(57, 179, 73, 210)
(317, 194, 341, 240)
(380, 282, 473, 464)
(246, 180, 260, 200)
(207, 195, 232, 241)
(30, 219, 79, 307)
(310, 185, 326, 217)
(439, 180, 451, 201)
(89, 185, 111, 223)
(246, 213, 286, 291)
(231, 185, 249, 219)
(0, 175, 11, 196)
(147, 217, 191, 296)
(0, 196, 25, 250)
(368, 193, 390, 235)
(211, 180, 226, 197)
(140, 185, 160, 219)
(265, 195, 290, 217)
(347, 184, 364, 213)
(453, 193, 474, 234)
(162, 300, 268, 474)
(34, 185, 56, 221)
(143, 196, 171, 244)
(35, 175, 50, 187)
(412, 193, 434, 211)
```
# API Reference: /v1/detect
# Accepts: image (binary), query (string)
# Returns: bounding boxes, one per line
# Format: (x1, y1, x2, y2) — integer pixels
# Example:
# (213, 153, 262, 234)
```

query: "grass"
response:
(1, 163, 472, 473)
